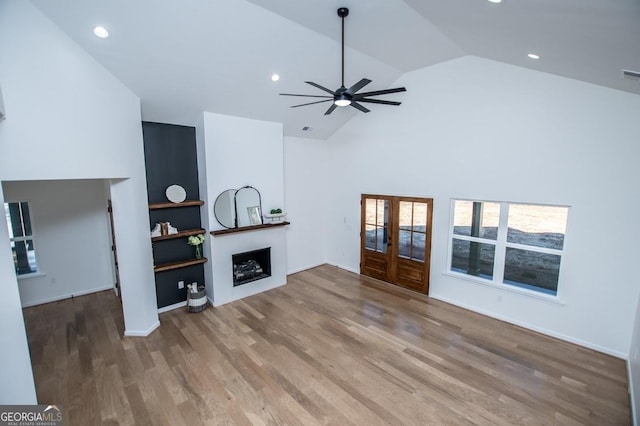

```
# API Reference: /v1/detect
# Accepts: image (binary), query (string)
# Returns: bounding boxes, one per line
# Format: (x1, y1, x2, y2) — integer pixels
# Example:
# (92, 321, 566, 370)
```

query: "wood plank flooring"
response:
(23, 264, 630, 425)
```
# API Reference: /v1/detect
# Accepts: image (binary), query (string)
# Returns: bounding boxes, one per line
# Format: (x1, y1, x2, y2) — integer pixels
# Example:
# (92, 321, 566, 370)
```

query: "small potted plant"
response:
(265, 208, 286, 223)
(188, 234, 205, 259)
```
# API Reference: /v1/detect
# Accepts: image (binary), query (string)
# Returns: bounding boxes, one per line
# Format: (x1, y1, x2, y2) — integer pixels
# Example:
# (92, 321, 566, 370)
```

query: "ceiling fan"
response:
(280, 7, 407, 115)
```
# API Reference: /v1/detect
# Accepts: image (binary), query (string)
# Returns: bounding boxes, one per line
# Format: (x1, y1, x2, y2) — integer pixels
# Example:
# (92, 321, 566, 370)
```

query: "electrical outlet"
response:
(178, 280, 184, 289)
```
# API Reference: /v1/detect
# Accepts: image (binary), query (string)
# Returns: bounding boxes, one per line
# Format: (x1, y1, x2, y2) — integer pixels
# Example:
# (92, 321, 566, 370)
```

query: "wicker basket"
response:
(187, 286, 208, 313)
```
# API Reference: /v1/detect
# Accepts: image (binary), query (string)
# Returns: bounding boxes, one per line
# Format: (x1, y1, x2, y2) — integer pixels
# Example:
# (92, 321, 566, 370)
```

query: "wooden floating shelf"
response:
(154, 257, 208, 273)
(152, 228, 205, 242)
(149, 200, 204, 210)
(211, 221, 290, 236)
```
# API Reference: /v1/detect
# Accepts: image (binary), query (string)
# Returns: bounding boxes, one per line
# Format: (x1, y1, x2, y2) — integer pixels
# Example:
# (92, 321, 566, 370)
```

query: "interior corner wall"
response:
(2, 180, 114, 307)
(283, 136, 329, 274)
(0, 0, 158, 379)
(195, 115, 214, 302)
(628, 291, 640, 425)
(323, 55, 640, 356)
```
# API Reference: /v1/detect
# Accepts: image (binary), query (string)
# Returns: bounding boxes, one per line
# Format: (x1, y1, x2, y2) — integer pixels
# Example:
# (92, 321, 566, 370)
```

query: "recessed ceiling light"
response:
(528, 53, 540, 60)
(93, 26, 109, 38)
(488, 0, 503, 3)
(271, 74, 280, 82)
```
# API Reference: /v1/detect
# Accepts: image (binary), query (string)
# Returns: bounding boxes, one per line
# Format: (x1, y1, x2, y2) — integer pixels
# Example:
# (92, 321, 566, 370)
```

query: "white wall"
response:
(202, 112, 285, 223)
(2, 180, 114, 307)
(0, 186, 36, 403)
(283, 136, 329, 274)
(629, 292, 640, 425)
(195, 116, 214, 310)
(322, 56, 640, 357)
(0, 1, 159, 402)
(200, 112, 286, 302)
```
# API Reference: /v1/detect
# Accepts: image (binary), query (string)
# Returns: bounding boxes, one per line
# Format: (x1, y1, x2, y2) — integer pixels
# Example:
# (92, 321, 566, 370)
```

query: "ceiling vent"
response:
(622, 69, 640, 80)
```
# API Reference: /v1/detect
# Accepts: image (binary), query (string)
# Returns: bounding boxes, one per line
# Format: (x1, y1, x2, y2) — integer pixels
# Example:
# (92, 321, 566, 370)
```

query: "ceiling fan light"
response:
(334, 91, 351, 107)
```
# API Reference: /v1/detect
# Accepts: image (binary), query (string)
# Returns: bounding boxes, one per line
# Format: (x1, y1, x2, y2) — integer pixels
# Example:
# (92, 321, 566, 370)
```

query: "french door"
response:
(360, 194, 433, 293)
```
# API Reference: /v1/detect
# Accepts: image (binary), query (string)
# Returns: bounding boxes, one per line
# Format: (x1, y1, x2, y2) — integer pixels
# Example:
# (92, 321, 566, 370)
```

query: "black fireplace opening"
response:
(232, 247, 271, 287)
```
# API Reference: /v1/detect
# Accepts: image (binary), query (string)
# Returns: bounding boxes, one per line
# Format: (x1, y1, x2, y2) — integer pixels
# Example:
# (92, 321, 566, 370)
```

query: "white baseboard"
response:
(430, 294, 627, 359)
(287, 262, 328, 275)
(286, 262, 360, 277)
(20, 285, 114, 308)
(124, 320, 160, 337)
(157, 301, 187, 314)
(327, 262, 359, 275)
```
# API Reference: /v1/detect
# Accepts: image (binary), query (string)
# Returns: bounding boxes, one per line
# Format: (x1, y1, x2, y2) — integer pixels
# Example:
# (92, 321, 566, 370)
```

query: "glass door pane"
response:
(365, 198, 388, 253)
(397, 201, 429, 262)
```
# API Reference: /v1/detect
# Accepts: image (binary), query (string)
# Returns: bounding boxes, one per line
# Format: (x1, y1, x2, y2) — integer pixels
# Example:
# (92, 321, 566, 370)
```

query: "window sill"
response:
(17, 272, 46, 281)
(443, 271, 566, 306)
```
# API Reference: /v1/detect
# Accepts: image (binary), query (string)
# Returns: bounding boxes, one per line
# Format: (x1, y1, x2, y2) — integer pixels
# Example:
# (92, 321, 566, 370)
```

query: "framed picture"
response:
(247, 206, 262, 225)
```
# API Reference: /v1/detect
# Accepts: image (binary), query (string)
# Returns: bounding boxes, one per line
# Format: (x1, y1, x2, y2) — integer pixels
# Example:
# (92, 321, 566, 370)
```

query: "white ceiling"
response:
(31, 0, 640, 140)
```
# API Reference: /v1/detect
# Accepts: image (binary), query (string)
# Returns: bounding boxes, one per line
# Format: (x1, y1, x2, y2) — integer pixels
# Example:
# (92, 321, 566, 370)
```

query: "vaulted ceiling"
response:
(32, 0, 640, 139)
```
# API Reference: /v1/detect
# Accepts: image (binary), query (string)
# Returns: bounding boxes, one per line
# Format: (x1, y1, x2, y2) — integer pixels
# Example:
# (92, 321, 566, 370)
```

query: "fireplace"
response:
(232, 247, 271, 286)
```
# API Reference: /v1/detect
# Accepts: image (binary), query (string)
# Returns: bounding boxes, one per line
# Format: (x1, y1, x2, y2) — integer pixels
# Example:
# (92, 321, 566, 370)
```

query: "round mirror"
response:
(214, 189, 236, 228)
(235, 186, 262, 227)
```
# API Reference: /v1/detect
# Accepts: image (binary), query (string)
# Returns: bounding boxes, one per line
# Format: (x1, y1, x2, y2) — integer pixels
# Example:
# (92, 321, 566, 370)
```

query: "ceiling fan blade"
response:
(290, 99, 333, 108)
(353, 87, 407, 99)
(305, 81, 336, 95)
(350, 102, 370, 113)
(324, 104, 338, 115)
(347, 78, 372, 94)
(284, 9, 407, 117)
(280, 93, 333, 98)
(356, 98, 401, 106)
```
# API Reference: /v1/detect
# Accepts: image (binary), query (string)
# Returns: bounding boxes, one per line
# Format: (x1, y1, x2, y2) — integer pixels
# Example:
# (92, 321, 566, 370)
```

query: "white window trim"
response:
(4, 200, 41, 277)
(447, 198, 568, 303)
(17, 271, 46, 281)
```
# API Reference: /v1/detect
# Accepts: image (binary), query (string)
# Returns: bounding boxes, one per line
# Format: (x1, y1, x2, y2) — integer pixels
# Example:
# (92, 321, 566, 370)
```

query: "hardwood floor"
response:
(24, 265, 630, 425)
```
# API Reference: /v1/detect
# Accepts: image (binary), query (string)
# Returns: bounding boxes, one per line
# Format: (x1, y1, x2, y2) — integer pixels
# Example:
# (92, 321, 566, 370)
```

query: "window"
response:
(4, 201, 39, 275)
(449, 200, 568, 296)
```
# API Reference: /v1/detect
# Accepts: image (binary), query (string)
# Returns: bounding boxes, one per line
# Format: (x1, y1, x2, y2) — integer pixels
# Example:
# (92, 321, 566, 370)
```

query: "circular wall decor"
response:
(165, 184, 186, 203)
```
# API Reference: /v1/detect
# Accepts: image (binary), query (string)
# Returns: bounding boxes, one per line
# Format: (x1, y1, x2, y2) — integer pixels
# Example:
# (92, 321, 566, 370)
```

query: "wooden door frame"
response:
(360, 194, 433, 294)
(394, 196, 433, 293)
(360, 194, 395, 283)
(107, 199, 122, 304)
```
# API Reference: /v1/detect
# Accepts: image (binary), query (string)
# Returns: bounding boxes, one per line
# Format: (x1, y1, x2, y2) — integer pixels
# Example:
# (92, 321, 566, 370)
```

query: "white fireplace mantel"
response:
(209, 226, 287, 306)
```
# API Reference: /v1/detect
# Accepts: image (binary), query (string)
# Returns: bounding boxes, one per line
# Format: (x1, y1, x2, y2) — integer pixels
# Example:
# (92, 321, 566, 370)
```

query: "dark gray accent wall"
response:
(142, 121, 204, 309)
(142, 122, 200, 203)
